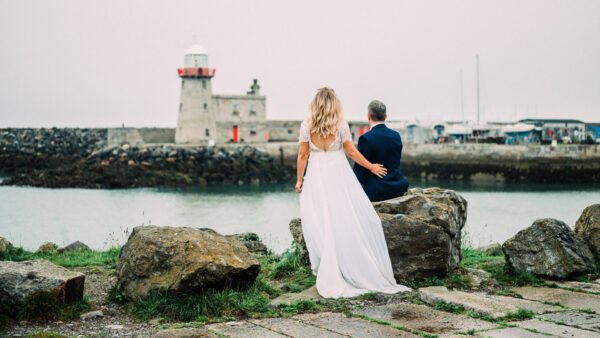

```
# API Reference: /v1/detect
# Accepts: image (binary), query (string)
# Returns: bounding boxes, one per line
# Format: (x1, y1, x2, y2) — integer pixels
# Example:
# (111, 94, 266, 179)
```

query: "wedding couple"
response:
(295, 87, 411, 298)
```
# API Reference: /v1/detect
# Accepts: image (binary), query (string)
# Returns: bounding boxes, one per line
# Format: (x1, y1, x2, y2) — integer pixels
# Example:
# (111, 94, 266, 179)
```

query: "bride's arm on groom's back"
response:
(295, 142, 310, 193)
(343, 140, 387, 178)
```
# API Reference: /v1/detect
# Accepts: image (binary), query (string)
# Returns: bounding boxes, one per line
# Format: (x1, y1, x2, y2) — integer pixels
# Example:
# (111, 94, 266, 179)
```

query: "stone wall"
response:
(402, 144, 600, 183)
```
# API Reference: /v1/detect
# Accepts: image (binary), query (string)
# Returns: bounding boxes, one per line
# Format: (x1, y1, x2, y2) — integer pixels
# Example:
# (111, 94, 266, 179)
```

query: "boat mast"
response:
(459, 68, 465, 124)
(476, 54, 480, 124)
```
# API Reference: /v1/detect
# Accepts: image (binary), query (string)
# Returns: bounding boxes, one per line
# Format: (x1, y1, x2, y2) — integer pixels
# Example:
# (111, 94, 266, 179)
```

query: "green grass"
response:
(0, 246, 120, 267)
(1, 290, 93, 322)
(402, 276, 445, 289)
(460, 248, 544, 287)
(432, 301, 534, 323)
(130, 286, 273, 321)
(503, 309, 535, 321)
(433, 301, 465, 314)
(444, 273, 472, 289)
(495, 289, 523, 298)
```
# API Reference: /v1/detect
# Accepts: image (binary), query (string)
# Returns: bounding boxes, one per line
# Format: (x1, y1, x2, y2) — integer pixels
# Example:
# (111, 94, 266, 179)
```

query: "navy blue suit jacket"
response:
(353, 124, 409, 202)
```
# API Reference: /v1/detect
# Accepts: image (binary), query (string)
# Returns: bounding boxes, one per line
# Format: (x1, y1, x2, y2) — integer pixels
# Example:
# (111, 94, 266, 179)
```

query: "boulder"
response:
(503, 218, 595, 278)
(574, 204, 600, 262)
(0, 259, 85, 306)
(0, 236, 13, 255)
(289, 187, 468, 280)
(116, 226, 261, 299)
(58, 240, 91, 253)
(36, 242, 58, 254)
(227, 232, 268, 254)
(477, 243, 503, 256)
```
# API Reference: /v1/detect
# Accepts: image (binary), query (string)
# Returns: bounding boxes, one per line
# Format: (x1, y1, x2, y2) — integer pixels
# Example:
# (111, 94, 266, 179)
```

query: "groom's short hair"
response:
(368, 100, 387, 121)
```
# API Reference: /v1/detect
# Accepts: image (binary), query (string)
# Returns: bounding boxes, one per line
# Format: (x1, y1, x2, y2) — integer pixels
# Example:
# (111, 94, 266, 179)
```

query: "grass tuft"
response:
(503, 308, 535, 321)
(131, 286, 272, 322)
(0, 246, 120, 268)
(433, 301, 465, 314)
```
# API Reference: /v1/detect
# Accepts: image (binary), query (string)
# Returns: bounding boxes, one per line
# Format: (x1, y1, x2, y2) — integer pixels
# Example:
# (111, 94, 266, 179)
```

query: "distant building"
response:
(519, 118, 585, 143)
(175, 45, 302, 144)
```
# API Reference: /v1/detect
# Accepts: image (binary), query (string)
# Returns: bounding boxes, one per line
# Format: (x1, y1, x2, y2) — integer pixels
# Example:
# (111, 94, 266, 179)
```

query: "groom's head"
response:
(368, 100, 387, 124)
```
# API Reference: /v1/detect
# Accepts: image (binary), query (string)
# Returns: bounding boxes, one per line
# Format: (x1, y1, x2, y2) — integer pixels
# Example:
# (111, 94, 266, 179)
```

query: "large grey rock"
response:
(36, 242, 58, 254)
(288, 218, 309, 264)
(477, 242, 503, 256)
(269, 285, 322, 306)
(289, 188, 468, 281)
(377, 187, 468, 280)
(116, 226, 261, 299)
(575, 204, 600, 262)
(0, 259, 85, 306)
(502, 218, 595, 278)
(0, 236, 13, 255)
(58, 240, 91, 253)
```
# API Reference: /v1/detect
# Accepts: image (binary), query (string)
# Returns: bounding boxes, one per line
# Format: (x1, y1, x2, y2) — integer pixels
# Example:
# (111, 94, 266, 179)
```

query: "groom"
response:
(353, 100, 409, 202)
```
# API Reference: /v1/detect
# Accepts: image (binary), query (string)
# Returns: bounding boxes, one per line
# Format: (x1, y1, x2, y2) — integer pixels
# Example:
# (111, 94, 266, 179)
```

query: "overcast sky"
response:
(1, 0, 599, 127)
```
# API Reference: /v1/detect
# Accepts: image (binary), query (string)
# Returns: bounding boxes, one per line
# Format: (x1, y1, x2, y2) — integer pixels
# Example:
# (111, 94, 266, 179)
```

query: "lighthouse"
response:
(175, 45, 269, 144)
(175, 45, 217, 144)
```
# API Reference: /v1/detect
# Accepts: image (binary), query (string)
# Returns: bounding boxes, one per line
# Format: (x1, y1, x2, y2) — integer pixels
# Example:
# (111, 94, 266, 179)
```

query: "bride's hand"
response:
(370, 164, 387, 178)
(295, 180, 303, 193)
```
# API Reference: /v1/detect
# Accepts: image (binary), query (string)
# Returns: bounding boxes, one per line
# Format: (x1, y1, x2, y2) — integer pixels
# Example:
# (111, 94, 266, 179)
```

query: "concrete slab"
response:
(269, 285, 323, 306)
(153, 328, 219, 337)
(514, 287, 600, 312)
(419, 286, 560, 319)
(294, 312, 420, 337)
(207, 321, 287, 338)
(353, 303, 496, 335)
(250, 317, 346, 337)
(540, 311, 600, 333)
(477, 327, 552, 338)
(517, 319, 600, 338)
(552, 281, 600, 294)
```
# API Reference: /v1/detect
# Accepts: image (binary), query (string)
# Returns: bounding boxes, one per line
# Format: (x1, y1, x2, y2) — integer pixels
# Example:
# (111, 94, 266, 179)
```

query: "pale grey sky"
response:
(1, 0, 599, 127)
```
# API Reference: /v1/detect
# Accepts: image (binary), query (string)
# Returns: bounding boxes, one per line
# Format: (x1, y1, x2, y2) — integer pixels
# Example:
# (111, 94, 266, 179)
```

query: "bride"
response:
(295, 87, 411, 298)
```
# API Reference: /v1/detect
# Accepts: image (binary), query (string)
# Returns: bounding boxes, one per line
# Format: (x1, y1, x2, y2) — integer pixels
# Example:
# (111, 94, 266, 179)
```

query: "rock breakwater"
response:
(3, 143, 294, 188)
(0, 128, 107, 174)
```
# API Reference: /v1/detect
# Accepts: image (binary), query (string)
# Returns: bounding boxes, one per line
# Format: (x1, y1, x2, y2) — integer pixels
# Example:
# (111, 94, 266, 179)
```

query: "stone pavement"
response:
(157, 280, 600, 337)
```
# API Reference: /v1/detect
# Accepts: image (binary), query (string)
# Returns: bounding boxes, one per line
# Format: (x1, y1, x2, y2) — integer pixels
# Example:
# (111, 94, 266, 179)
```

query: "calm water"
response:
(0, 177, 598, 253)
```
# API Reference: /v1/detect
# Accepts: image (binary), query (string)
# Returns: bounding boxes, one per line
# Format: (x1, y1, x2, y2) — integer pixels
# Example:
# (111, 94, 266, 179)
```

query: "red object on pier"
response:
(232, 125, 239, 143)
(359, 126, 370, 136)
(177, 67, 216, 78)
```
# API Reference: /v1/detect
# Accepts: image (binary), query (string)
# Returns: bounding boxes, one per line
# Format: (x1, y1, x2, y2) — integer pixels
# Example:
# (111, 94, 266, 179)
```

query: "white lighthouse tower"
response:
(175, 45, 217, 144)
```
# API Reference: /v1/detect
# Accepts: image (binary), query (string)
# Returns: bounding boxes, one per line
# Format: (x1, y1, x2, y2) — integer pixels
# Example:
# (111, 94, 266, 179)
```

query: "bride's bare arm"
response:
(295, 142, 310, 192)
(343, 141, 387, 178)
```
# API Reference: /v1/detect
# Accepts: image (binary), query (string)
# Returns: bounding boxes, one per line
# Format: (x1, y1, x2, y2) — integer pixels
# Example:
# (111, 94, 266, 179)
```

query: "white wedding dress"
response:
(298, 119, 411, 298)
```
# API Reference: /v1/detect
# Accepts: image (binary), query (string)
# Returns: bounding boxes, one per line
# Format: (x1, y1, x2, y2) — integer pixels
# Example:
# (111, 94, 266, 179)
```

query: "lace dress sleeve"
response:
(299, 120, 310, 143)
(340, 121, 353, 143)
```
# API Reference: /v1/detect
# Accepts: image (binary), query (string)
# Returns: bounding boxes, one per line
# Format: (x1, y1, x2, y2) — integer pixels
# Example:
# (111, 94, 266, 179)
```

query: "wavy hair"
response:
(309, 87, 343, 138)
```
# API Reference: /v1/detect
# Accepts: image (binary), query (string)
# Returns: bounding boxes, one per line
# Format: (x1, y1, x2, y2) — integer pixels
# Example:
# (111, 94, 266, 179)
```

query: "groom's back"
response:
(364, 125, 403, 172)
(354, 124, 409, 202)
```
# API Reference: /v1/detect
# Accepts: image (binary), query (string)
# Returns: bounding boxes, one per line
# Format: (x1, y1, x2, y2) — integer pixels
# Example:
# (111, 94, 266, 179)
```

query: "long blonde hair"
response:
(309, 87, 343, 138)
